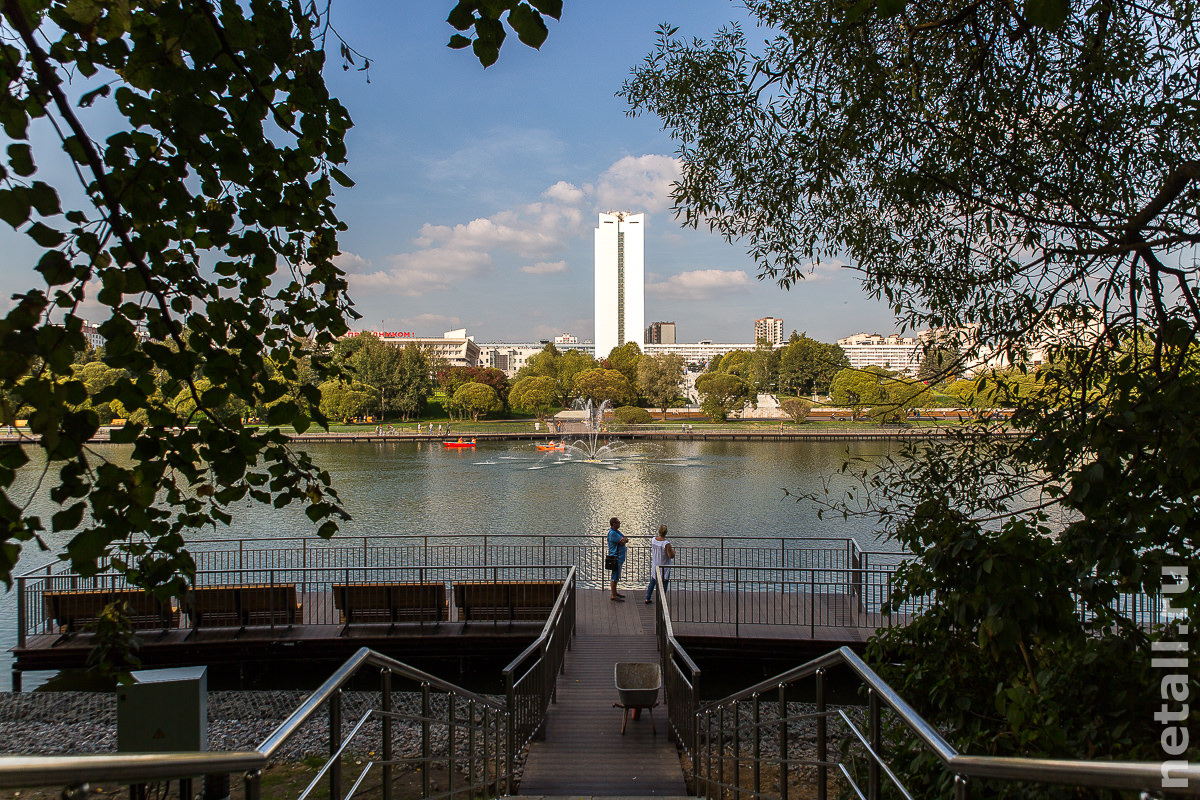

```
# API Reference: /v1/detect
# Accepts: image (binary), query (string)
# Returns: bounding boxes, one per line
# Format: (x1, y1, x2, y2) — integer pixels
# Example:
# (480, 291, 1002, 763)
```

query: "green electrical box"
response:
(117, 666, 208, 752)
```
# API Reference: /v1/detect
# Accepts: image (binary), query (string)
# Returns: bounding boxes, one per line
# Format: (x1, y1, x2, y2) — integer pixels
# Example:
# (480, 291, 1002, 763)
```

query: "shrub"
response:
(613, 405, 653, 425)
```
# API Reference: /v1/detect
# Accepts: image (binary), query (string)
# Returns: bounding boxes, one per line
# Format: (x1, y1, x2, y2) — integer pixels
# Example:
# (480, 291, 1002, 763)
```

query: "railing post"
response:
(752, 694, 761, 798)
(816, 668, 826, 800)
(734, 567, 740, 638)
(505, 708, 515, 797)
(954, 774, 969, 800)
(17, 576, 26, 649)
(243, 770, 261, 800)
(732, 700, 740, 800)
(422, 683, 432, 799)
(868, 688, 880, 800)
(810, 569, 816, 638)
(778, 682, 788, 800)
(717, 706, 726, 800)
(382, 668, 392, 800)
(447, 692, 457, 798)
(329, 689, 342, 800)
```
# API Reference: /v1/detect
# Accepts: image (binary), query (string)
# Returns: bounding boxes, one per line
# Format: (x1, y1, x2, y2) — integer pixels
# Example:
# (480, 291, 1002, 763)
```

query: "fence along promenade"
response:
(16, 534, 1166, 654)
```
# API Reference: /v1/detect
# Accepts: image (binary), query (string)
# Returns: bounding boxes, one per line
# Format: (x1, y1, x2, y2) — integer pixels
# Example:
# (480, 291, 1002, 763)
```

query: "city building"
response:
(836, 332, 922, 377)
(755, 317, 784, 345)
(344, 329, 481, 368)
(553, 333, 579, 345)
(645, 321, 676, 345)
(594, 211, 645, 359)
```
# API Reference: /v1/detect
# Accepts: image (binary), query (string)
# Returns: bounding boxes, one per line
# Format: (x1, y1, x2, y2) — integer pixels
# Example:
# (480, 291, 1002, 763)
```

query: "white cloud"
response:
(795, 258, 847, 284)
(647, 269, 752, 300)
(521, 260, 568, 275)
(371, 153, 679, 297)
(333, 252, 370, 274)
(542, 181, 585, 205)
(347, 247, 493, 297)
(592, 155, 680, 214)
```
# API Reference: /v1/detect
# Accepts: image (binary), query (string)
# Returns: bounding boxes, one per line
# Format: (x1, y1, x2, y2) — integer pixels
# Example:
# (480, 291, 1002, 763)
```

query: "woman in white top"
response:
(644, 525, 676, 604)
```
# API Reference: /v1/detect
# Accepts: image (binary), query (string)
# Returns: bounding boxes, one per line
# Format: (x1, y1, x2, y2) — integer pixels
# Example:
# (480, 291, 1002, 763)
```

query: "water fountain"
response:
(559, 398, 626, 463)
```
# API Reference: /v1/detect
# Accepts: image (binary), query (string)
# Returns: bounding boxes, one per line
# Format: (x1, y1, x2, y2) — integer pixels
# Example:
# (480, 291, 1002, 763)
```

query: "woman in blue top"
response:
(607, 517, 628, 601)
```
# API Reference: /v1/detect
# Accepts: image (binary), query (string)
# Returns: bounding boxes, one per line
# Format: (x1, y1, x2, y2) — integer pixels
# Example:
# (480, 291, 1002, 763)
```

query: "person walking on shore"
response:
(606, 517, 628, 601)
(645, 525, 675, 603)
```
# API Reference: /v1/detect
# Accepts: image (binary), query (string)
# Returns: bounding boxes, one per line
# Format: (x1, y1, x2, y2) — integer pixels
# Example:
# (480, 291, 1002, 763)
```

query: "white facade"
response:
(836, 332, 922, 378)
(594, 211, 645, 360)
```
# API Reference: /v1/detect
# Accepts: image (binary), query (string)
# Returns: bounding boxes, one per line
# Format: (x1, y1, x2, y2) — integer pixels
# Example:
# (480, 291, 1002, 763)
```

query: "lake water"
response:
(2, 438, 903, 687)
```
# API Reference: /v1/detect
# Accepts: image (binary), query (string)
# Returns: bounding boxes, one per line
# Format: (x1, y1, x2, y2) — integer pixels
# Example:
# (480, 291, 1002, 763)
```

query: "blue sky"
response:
(2, 1, 905, 345)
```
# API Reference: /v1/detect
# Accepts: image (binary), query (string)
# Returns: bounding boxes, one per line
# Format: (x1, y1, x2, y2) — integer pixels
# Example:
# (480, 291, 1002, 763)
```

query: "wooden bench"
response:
(453, 581, 563, 625)
(44, 589, 178, 633)
(332, 582, 445, 634)
(187, 584, 300, 632)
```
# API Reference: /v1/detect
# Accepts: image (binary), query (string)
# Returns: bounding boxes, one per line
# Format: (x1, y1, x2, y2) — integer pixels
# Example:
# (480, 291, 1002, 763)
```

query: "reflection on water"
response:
(2, 438, 902, 686)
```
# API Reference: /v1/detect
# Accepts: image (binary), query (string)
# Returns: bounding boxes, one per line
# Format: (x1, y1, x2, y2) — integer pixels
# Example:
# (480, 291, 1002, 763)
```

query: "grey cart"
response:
(613, 662, 661, 734)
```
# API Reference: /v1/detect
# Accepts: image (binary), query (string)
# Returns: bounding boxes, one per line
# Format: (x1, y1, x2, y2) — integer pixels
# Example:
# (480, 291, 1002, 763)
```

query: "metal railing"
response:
(654, 566, 703, 764)
(502, 567, 577, 754)
(661, 565, 917, 636)
(17, 534, 902, 599)
(689, 646, 1200, 800)
(0, 648, 516, 800)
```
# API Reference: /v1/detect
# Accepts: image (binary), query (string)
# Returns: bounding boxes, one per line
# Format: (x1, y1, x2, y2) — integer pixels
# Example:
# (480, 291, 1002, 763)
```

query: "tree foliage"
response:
(509, 375, 559, 420)
(573, 367, 635, 406)
(604, 341, 642, 388)
(0, 0, 541, 589)
(636, 351, 685, 419)
(450, 381, 500, 421)
(778, 334, 848, 396)
(694, 371, 750, 422)
(625, 0, 1200, 775)
(778, 397, 811, 423)
(515, 344, 597, 407)
(0, 0, 358, 589)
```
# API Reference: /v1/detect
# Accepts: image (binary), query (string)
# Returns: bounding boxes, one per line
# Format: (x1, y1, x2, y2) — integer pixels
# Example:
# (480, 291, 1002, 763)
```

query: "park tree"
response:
(509, 375, 559, 420)
(318, 379, 375, 422)
(637, 351, 685, 419)
(391, 344, 434, 421)
(450, 382, 500, 422)
(604, 341, 642, 388)
(515, 344, 597, 407)
(828, 368, 887, 411)
(747, 339, 780, 393)
(779, 397, 811, 423)
(624, 0, 1200, 779)
(778, 334, 848, 396)
(573, 368, 635, 407)
(694, 371, 750, 422)
(916, 344, 964, 386)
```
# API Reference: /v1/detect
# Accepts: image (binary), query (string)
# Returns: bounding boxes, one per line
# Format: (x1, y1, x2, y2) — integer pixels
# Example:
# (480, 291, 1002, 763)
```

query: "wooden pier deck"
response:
(519, 591, 688, 796)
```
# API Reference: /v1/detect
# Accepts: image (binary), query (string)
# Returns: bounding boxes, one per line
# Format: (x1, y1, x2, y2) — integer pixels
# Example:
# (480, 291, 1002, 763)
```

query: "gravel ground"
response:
(0, 691, 507, 763)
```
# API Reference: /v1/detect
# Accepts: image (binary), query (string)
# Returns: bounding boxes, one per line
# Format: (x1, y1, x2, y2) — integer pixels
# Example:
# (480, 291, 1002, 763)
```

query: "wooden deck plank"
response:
(520, 594, 685, 796)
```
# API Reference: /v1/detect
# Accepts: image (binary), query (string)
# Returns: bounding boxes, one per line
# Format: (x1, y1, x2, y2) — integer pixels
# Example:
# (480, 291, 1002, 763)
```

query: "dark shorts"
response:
(610, 561, 623, 582)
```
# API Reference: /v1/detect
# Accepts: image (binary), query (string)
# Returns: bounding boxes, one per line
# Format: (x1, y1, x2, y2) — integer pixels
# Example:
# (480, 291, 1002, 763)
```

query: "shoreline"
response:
(0, 426, 1017, 446)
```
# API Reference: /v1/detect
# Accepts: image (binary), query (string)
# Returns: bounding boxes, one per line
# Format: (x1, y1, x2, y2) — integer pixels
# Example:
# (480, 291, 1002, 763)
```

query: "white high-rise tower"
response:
(594, 211, 645, 360)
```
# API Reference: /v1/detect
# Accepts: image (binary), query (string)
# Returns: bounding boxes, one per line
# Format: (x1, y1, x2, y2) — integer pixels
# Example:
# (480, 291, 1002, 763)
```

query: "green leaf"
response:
(27, 222, 65, 247)
(447, 2, 475, 31)
(528, 0, 562, 19)
(36, 251, 73, 285)
(329, 167, 355, 187)
(448, 33, 472, 49)
(7, 144, 35, 177)
(78, 84, 111, 108)
(52, 502, 86, 532)
(473, 38, 500, 67)
(1024, 0, 1070, 30)
(30, 182, 61, 216)
(877, 0, 906, 18)
(0, 187, 32, 226)
(508, 3, 548, 49)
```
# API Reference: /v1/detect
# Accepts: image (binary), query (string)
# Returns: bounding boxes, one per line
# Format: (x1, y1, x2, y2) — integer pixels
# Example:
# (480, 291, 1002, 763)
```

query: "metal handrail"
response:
(0, 646, 511, 795)
(697, 645, 1200, 793)
(14, 535, 902, 579)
